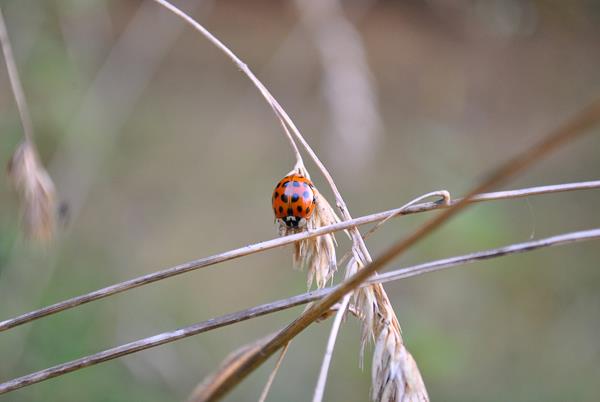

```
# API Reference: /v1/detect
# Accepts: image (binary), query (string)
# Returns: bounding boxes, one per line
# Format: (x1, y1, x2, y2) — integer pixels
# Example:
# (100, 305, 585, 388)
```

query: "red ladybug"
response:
(272, 174, 316, 228)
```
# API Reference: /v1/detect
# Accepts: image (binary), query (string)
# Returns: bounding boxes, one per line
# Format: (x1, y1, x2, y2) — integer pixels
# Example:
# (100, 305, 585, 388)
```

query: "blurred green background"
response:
(1, 0, 600, 401)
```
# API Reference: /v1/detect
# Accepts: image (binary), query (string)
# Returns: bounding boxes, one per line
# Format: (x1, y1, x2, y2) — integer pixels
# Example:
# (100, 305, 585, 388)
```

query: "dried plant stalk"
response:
(293, 190, 340, 289)
(346, 258, 428, 401)
(7, 141, 56, 242)
(257, 342, 290, 402)
(373, 332, 427, 402)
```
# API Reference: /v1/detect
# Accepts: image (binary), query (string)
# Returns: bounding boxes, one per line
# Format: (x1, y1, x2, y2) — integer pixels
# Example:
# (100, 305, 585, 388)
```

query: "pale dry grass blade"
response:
(150, 0, 304, 168)
(0, 227, 598, 395)
(0, 7, 34, 141)
(257, 342, 290, 402)
(312, 294, 351, 402)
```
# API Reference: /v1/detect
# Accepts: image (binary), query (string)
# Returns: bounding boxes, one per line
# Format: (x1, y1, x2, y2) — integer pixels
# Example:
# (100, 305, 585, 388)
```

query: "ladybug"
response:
(272, 174, 316, 228)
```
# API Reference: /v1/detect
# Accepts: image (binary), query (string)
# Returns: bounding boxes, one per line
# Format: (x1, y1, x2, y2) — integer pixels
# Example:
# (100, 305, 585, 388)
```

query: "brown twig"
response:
(0, 180, 598, 332)
(1, 227, 598, 395)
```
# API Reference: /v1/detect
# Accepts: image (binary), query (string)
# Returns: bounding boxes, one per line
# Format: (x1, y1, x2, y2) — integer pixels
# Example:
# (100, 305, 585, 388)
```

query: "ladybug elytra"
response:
(272, 174, 316, 228)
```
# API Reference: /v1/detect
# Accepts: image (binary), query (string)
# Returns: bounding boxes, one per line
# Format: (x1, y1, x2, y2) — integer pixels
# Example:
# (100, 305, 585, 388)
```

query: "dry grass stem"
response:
(0, 227, 598, 395)
(257, 342, 290, 402)
(0, 8, 34, 141)
(150, 0, 304, 167)
(312, 294, 351, 402)
(0, 180, 597, 332)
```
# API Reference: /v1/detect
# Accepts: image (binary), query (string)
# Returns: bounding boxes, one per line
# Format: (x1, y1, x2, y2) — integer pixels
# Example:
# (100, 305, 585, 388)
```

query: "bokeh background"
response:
(1, 0, 600, 401)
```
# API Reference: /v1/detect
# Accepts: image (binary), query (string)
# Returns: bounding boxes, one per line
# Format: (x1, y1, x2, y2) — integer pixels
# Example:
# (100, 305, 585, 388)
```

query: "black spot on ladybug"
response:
(287, 208, 293, 216)
(302, 191, 310, 199)
(274, 191, 279, 198)
(291, 194, 299, 203)
(297, 206, 303, 213)
(293, 181, 300, 187)
(278, 206, 283, 213)
(281, 194, 288, 202)
(306, 207, 310, 214)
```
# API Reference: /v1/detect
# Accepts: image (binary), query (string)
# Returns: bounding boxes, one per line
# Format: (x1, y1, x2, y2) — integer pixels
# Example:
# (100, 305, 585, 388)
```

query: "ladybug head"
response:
(283, 215, 307, 229)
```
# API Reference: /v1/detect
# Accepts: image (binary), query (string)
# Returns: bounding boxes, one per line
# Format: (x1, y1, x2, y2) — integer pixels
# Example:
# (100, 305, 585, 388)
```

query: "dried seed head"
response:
(372, 327, 428, 402)
(346, 258, 429, 401)
(293, 190, 339, 289)
(305, 190, 340, 288)
(7, 141, 56, 242)
(276, 168, 339, 289)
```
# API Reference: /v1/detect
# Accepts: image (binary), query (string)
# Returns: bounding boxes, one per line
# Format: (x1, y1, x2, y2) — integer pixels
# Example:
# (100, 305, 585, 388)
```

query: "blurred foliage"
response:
(0, 0, 599, 401)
